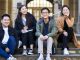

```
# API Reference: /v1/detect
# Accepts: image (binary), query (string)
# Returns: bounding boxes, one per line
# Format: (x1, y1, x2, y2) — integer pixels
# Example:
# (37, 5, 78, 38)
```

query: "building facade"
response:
(0, 0, 80, 34)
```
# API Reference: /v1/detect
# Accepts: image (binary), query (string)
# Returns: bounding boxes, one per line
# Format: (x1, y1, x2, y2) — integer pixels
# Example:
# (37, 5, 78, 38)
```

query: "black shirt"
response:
(42, 20, 49, 36)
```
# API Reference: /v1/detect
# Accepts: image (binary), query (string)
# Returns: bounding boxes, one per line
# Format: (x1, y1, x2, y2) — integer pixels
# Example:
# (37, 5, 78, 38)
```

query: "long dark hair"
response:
(16, 5, 28, 20)
(15, 5, 34, 26)
(61, 5, 71, 19)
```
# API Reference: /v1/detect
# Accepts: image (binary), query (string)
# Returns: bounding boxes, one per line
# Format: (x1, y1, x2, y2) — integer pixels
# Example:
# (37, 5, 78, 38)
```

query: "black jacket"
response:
(15, 12, 36, 34)
(0, 26, 18, 49)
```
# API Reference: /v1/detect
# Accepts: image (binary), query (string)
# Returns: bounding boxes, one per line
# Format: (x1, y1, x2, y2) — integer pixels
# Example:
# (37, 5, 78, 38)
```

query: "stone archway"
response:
(26, 0, 53, 20)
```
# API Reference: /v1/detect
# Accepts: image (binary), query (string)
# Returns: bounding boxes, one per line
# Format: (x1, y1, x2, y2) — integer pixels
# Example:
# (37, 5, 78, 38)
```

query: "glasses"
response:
(42, 12, 49, 14)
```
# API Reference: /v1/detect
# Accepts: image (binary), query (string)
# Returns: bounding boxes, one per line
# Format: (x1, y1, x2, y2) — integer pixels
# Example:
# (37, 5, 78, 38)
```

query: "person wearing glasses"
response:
(36, 7, 56, 60)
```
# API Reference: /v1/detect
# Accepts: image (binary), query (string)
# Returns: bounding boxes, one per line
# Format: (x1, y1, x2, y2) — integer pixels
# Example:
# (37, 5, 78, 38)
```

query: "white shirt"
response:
(2, 27, 9, 44)
(22, 17, 26, 26)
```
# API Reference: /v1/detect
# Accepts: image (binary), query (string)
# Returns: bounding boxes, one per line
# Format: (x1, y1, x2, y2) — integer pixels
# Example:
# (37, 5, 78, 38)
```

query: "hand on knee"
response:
(63, 31, 68, 36)
(39, 35, 44, 40)
(5, 47, 10, 53)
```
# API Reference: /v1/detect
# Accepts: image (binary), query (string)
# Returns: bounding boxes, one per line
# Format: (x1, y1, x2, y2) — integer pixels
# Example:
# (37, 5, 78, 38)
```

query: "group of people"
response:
(0, 5, 80, 60)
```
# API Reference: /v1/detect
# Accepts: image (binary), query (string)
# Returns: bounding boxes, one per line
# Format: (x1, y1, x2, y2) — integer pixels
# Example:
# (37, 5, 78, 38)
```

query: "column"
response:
(77, 0, 80, 34)
(6, 0, 8, 13)
(54, 0, 61, 20)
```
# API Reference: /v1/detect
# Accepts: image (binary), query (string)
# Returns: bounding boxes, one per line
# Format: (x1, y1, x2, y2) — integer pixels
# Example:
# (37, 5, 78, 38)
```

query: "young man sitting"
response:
(0, 14, 18, 60)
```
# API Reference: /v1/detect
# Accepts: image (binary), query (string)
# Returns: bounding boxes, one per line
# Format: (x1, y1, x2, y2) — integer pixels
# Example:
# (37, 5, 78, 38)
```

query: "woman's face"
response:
(62, 7, 70, 16)
(20, 6, 27, 15)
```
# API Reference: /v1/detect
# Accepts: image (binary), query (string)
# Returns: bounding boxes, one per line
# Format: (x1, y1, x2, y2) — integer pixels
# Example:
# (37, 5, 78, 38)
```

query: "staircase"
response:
(1, 54, 80, 60)
(1, 35, 80, 60)
(1, 48, 80, 60)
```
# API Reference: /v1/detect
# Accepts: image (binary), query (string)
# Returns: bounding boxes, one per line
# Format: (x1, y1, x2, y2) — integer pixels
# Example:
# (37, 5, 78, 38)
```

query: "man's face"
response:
(41, 9, 49, 19)
(1, 16, 10, 27)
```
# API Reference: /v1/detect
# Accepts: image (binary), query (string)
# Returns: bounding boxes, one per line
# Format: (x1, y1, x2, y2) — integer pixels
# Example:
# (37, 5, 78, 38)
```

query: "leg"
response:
(47, 37, 53, 54)
(46, 37, 53, 60)
(7, 36, 16, 54)
(21, 33, 27, 49)
(38, 37, 43, 54)
(21, 33, 28, 55)
(62, 35, 68, 49)
(37, 37, 44, 60)
(62, 35, 69, 55)
(28, 31, 34, 50)
(0, 48, 10, 59)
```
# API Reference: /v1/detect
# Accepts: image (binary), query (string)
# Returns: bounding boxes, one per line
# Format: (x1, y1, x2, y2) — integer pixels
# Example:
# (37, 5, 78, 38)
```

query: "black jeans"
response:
(21, 31, 34, 47)
(57, 34, 70, 50)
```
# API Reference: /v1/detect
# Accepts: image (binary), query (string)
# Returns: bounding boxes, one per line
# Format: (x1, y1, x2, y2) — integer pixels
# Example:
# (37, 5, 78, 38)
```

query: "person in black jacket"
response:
(0, 14, 17, 60)
(15, 5, 36, 55)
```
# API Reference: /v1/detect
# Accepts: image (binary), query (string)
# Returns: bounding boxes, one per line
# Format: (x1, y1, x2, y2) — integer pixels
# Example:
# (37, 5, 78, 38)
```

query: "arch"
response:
(27, 0, 53, 20)
(27, 0, 53, 7)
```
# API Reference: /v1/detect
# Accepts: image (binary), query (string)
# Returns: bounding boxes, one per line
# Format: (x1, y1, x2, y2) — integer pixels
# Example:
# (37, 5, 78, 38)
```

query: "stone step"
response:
(15, 48, 80, 55)
(56, 48, 80, 54)
(1, 54, 80, 60)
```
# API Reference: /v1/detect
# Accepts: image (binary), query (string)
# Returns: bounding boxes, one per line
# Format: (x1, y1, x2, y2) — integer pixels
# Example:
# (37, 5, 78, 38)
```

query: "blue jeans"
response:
(0, 36, 16, 59)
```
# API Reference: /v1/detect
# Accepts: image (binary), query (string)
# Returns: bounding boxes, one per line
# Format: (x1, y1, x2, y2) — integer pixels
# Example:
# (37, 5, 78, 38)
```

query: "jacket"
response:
(56, 16, 80, 48)
(36, 17, 57, 37)
(0, 26, 18, 49)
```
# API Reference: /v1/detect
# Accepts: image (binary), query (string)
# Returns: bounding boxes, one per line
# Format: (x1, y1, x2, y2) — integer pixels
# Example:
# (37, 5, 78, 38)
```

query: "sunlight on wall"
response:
(27, 0, 53, 20)
(27, 0, 52, 7)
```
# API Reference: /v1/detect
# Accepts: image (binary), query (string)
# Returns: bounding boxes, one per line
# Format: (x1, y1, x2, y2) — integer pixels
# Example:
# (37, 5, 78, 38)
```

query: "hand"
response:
(21, 29, 25, 33)
(40, 35, 44, 40)
(63, 31, 68, 36)
(44, 35, 48, 40)
(24, 26, 28, 30)
(5, 47, 10, 52)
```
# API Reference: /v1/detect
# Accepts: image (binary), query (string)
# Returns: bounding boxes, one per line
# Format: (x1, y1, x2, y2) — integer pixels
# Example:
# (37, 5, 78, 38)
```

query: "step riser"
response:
(1, 56, 80, 60)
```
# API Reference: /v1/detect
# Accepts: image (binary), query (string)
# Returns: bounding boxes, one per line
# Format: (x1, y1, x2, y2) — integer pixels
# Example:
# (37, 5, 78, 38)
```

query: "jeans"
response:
(0, 36, 16, 59)
(38, 37, 53, 54)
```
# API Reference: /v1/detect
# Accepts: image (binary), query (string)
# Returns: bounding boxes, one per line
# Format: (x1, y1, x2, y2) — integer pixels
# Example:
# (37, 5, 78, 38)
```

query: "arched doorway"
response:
(27, 0, 53, 20)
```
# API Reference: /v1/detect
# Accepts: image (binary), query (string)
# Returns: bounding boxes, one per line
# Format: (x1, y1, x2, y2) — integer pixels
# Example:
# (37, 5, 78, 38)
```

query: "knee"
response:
(48, 37, 53, 43)
(9, 36, 15, 40)
(9, 36, 16, 45)
(37, 36, 43, 43)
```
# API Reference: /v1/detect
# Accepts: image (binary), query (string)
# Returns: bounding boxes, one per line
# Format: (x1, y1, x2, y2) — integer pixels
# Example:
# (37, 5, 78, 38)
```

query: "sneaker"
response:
(37, 54, 44, 60)
(46, 54, 51, 60)
(7, 56, 17, 60)
(22, 49, 27, 56)
(28, 49, 33, 55)
(63, 48, 69, 55)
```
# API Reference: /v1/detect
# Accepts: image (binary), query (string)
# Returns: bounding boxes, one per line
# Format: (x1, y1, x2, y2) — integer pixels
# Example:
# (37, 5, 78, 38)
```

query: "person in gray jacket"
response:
(36, 7, 56, 60)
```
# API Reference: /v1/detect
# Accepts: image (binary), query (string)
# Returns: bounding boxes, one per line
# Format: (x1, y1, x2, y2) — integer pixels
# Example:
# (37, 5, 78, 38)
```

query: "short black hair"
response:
(41, 7, 50, 13)
(1, 14, 10, 19)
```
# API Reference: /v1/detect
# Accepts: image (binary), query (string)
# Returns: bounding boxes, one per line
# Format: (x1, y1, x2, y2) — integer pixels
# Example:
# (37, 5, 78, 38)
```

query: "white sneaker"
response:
(63, 48, 69, 55)
(46, 54, 51, 60)
(37, 54, 44, 60)
(22, 50, 27, 56)
(18, 40, 22, 48)
(7, 56, 17, 60)
(28, 49, 33, 55)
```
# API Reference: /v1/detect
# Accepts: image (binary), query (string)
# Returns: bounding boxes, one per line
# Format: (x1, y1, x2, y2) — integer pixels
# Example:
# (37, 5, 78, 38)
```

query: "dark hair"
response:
(61, 5, 71, 19)
(41, 7, 50, 13)
(16, 5, 33, 26)
(1, 14, 10, 19)
(17, 5, 28, 18)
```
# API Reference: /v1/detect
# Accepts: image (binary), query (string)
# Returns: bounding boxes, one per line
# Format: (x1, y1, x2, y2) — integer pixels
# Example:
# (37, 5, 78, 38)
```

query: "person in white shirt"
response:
(0, 14, 18, 60)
